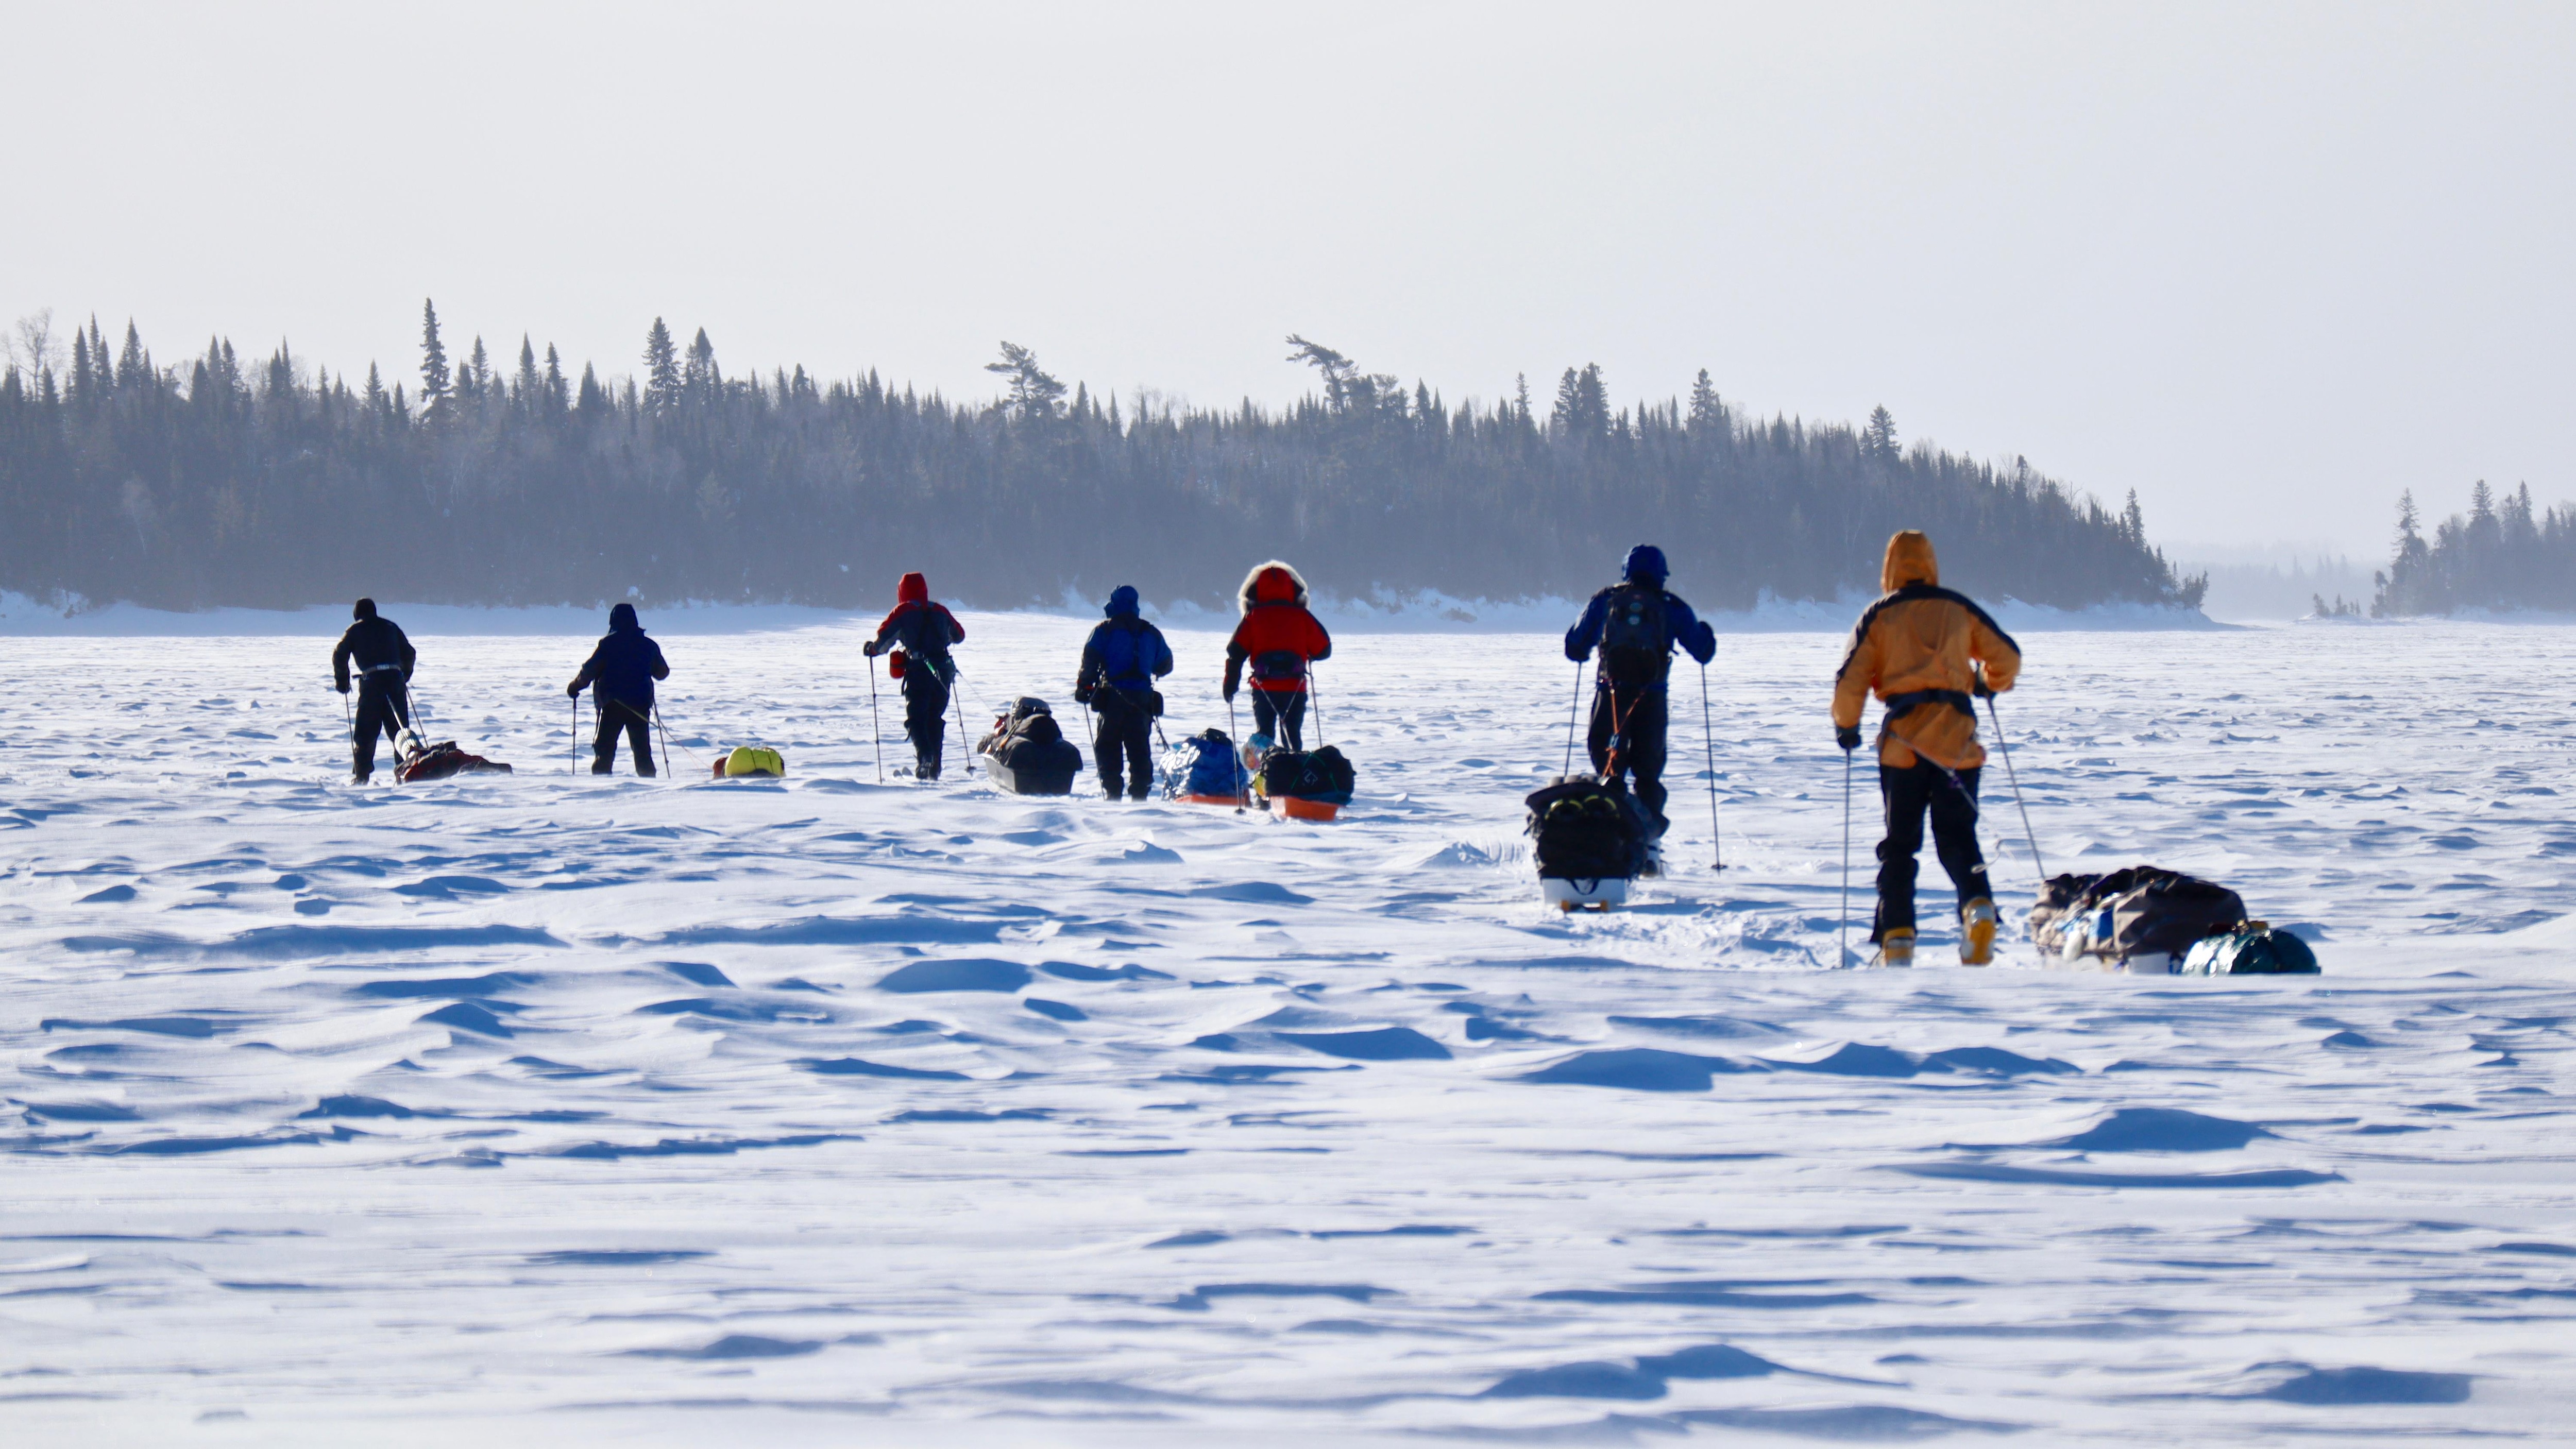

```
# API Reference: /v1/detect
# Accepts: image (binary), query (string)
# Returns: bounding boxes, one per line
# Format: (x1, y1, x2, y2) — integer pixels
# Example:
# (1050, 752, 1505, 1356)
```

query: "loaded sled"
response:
(393, 728, 512, 784)
(1166, 728, 1251, 807)
(2030, 866, 2319, 975)
(1526, 774, 1653, 912)
(977, 697, 1082, 796)
(1254, 744, 1355, 823)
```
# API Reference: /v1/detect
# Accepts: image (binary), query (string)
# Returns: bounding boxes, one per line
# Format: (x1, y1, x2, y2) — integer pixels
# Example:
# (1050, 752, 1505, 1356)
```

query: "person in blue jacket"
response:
(1563, 544, 1718, 837)
(567, 602, 671, 775)
(1074, 584, 1175, 799)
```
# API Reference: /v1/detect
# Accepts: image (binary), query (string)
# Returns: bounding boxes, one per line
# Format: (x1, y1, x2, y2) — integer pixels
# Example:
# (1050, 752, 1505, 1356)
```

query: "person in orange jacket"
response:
(862, 572, 965, 780)
(1832, 530, 2023, 967)
(1222, 561, 1331, 751)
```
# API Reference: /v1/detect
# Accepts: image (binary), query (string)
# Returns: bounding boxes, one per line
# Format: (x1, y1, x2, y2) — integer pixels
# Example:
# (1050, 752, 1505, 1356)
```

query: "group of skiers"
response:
(332, 529, 2019, 968)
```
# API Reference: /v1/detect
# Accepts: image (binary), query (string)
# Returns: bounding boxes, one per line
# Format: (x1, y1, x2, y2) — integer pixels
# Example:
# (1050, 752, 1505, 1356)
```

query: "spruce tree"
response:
(418, 299, 449, 401)
(643, 318, 679, 415)
(1862, 405, 1900, 462)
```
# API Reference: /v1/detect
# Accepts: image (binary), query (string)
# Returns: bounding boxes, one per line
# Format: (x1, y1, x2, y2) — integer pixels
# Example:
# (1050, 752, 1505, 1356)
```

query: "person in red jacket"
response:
(1222, 561, 1332, 751)
(861, 572, 965, 779)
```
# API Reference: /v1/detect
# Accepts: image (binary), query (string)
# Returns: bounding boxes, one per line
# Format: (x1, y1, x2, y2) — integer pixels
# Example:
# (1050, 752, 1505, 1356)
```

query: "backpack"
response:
(1599, 585, 1670, 686)
(1523, 774, 1652, 880)
(1169, 729, 1249, 798)
(2029, 866, 2246, 963)
(1095, 618, 1166, 689)
(1257, 745, 1356, 805)
(2179, 923, 2320, 976)
(397, 741, 513, 783)
(980, 698, 1076, 769)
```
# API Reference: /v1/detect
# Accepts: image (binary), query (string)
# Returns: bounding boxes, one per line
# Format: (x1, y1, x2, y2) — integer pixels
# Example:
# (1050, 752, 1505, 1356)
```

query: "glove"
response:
(862, 640, 881, 658)
(334, 680, 350, 694)
(1836, 725, 1861, 752)
(566, 682, 582, 698)
(1074, 684, 1094, 706)
(1971, 669, 1995, 700)
(1222, 684, 1237, 704)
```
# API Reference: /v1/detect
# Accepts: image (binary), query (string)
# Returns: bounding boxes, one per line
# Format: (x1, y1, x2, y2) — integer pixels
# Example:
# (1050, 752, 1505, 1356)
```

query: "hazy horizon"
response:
(6, 1, 2571, 559)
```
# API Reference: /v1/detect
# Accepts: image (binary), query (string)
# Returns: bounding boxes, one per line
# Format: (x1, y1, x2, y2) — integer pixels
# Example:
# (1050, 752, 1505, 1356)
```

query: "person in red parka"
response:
(861, 572, 965, 779)
(1222, 560, 1332, 751)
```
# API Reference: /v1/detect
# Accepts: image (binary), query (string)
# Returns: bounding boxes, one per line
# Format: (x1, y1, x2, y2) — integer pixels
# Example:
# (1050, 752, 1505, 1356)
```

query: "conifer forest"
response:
(3, 306, 2223, 613)
(2372, 482, 2576, 616)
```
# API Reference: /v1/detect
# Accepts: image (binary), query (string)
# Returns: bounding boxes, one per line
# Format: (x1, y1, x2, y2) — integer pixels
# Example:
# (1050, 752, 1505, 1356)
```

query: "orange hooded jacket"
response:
(1831, 531, 2021, 771)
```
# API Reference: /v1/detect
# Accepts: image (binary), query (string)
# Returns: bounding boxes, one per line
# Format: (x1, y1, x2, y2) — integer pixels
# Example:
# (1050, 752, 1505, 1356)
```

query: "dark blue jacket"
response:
(572, 606, 670, 705)
(1078, 587, 1175, 694)
(1565, 583, 1716, 691)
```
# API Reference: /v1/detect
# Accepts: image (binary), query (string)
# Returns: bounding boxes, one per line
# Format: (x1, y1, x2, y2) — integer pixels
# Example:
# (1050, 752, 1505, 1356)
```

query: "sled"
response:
(1274, 795, 1341, 823)
(1543, 876, 1630, 912)
(1181, 791, 1248, 809)
(710, 745, 786, 779)
(396, 741, 513, 783)
(984, 756, 1078, 796)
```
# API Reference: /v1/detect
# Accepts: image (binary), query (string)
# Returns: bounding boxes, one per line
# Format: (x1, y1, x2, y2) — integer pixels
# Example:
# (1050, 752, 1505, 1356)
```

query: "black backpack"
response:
(1599, 585, 1669, 686)
(1524, 774, 1652, 880)
(1258, 745, 1357, 805)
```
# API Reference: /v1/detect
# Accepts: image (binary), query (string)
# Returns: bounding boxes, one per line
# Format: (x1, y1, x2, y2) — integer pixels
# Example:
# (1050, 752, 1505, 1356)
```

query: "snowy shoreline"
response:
(5, 588, 2235, 637)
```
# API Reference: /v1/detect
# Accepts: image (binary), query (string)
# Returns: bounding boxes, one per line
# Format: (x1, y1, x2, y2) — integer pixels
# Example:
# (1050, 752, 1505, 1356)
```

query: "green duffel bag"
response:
(2179, 922, 2320, 976)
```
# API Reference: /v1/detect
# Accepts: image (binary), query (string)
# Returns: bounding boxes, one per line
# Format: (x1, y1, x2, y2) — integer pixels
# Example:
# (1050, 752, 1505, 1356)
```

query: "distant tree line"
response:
(0, 305, 2207, 615)
(2373, 483, 2575, 616)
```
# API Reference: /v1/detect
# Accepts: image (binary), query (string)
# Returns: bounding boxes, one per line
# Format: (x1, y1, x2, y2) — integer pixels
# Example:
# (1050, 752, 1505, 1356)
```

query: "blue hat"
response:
(1622, 544, 1668, 582)
(1105, 585, 1141, 618)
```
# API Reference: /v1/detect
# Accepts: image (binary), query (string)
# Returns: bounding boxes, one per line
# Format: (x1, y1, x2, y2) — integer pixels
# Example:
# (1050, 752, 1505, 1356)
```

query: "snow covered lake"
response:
(2, 615, 2570, 1445)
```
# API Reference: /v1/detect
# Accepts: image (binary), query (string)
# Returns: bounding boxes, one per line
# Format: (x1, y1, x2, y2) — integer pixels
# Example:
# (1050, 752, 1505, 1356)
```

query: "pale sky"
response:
(6, 1, 2569, 558)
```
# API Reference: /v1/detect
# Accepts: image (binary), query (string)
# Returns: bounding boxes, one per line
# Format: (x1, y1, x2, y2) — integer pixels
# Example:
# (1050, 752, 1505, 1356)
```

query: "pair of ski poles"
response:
(1835, 691, 2046, 967)
(1560, 660, 1725, 873)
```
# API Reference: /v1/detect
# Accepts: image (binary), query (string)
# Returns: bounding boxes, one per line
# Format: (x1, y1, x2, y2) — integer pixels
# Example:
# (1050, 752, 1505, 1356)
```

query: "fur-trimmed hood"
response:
(1239, 560, 1310, 615)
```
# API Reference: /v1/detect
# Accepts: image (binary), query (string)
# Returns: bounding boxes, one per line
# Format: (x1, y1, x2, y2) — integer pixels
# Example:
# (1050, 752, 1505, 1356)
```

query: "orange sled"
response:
(1274, 796, 1341, 823)
(1181, 792, 1247, 808)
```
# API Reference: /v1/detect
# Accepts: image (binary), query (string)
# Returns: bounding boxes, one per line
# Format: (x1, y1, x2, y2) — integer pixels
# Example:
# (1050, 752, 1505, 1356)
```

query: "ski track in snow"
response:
(0, 616, 2570, 1445)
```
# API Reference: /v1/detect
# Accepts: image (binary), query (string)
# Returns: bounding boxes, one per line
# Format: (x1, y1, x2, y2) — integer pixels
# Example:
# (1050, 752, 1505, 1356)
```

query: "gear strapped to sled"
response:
(2027, 866, 2306, 972)
(977, 697, 1083, 795)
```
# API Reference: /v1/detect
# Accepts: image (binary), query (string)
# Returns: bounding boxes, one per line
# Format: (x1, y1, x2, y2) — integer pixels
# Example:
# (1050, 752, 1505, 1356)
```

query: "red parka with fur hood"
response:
(1223, 561, 1332, 698)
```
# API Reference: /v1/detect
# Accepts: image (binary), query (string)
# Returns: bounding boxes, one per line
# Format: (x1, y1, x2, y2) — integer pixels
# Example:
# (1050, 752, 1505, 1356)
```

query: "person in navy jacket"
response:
(1074, 584, 1175, 799)
(568, 602, 671, 775)
(1563, 545, 1717, 836)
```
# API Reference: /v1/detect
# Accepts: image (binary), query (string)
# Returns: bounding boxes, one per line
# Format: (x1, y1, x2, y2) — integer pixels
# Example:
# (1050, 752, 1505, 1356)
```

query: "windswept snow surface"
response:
(1, 616, 2570, 1446)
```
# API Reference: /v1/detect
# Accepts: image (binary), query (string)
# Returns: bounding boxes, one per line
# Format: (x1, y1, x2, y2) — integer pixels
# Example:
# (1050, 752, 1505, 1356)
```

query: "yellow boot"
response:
(1876, 928, 1916, 968)
(1960, 898, 1997, 966)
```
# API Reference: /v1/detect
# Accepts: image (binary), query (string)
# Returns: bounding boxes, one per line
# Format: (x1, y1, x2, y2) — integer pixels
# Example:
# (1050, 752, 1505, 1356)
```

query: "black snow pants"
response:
(1873, 759, 1989, 942)
(592, 696, 655, 775)
(1251, 688, 1308, 752)
(1587, 684, 1670, 834)
(350, 675, 412, 779)
(1092, 688, 1155, 799)
(903, 667, 951, 779)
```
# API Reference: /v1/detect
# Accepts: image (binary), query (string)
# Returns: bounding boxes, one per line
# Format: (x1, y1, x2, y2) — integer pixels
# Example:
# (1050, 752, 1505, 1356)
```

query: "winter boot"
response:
(917, 752, 941, 782)
(1960, 898, 1997, 966)
(1876, 929, 1916, 968)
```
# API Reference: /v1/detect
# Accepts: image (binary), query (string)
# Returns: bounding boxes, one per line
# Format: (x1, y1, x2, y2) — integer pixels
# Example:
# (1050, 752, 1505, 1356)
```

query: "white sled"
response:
(1543, 876, 1631, 912)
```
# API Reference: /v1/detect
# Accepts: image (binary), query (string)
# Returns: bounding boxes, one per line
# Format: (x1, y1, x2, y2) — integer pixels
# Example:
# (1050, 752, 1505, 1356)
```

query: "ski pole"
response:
(1983, 693, 2047, 883)
(342, 684, 355, 774)
(1562, 662, 1582, 777)
(952, 677, 973, 777)
(1699, 663, 1722, 872)
(867, 654, 884, 784)
(651, 702, 674, 780)
(1226, 693, 1247, 812)
(1309, 669, 1325, 749)
(569, 690, 577, 775)
(1839, 746, 1853, 968)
